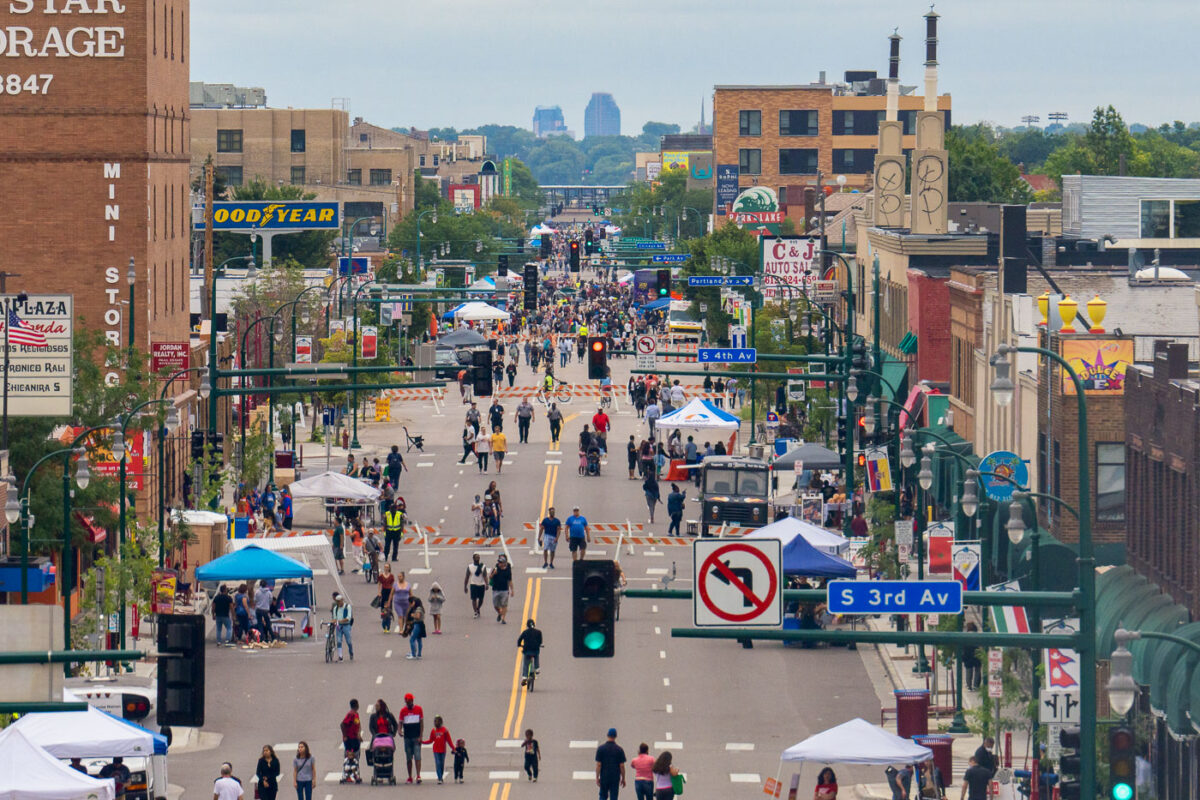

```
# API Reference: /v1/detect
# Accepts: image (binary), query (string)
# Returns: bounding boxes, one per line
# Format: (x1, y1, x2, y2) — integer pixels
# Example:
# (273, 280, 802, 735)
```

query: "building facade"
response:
(532, 105, 567, 138)
(711, 76, 951, 216)
(584, 92, 620, 138)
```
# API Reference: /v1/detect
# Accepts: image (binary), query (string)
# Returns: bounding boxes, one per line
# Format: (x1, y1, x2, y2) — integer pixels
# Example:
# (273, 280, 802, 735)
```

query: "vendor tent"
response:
(655, 398, 741, 433)
(455, 302, 511, 322)
(0, 727, 116, 800)
(195, 545, 312, 582)
(744, 516, 850, 556)
(229, 534, 346, 598)
(9, 706, 167, 758)
(781, 718, 932, 765)
(287, 471, 380, 501)
(757, 525, 855, 577)
(638, 298, 672, 313)
(773, 442, 843, 471)
(435, 328, 487, 348)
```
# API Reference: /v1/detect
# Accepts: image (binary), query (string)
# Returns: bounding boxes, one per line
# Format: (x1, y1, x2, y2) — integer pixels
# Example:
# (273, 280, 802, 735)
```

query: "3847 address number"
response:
(0, 74, 54, 95)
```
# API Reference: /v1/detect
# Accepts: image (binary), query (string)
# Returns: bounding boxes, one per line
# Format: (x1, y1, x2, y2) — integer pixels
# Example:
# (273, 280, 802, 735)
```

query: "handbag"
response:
(671, 772, 685, 795)
(370, 595, 382, 609)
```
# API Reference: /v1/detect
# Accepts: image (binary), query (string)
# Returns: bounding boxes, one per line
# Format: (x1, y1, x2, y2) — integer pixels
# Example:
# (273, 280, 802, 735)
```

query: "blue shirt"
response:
(566, 515, 588, 538)
(540, 517, 561, 538)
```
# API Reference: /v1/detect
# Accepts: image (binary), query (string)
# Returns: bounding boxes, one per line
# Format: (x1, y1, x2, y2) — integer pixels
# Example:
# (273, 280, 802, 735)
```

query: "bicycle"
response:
(322, 621, 336, 664)
(535, 378, 572, 405)
(521, 651, 538, 692)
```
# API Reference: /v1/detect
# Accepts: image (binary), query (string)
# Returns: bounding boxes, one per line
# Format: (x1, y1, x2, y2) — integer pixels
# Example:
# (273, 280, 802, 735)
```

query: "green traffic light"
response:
(1111, 784, 1133, 800)
(583, 631, 607, 650)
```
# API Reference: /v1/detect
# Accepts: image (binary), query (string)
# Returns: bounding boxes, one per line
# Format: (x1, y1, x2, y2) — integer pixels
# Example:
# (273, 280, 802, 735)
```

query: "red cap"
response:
(405, 693, 414, 701)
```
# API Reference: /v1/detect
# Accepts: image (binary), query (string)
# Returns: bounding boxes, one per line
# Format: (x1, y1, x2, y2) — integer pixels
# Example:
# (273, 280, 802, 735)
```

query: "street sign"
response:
(338, 256, 370, 275)
(729, 325, 748, 349)
(151, 341, 190, 373)
(636, 242, 666, 250)
(699, 303, 708, 313)
(787, 380, 806, 402)
(895, 519, 913, 550)
(635, 334, 657, 371)
(726, 276, 754, 286)
(698, 348, 756, 363)
(1043, 618, 1081, 691)
(827, 579, 963, 615)
(812, 279, 839, 304)
(693, 539, 782, 627)
(1039, 689, 1081, 724)
(652, 254, 688, 263)
(988, 649, 1004, 698)
(765, 411, 779, 427)
(688, 276, 723, 286)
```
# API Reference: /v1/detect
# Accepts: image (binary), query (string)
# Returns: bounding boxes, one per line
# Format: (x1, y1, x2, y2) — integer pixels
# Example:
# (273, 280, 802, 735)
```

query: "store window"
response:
(290, 166, 305, 185)
(370, 169, 392, 186)
(1096, 442, 1126, 522)
(347, 169, 362, 185)
(779, 110, 818, 136)
(779, 148, 818, 175)
(739, 110, 761, 137)
(216, 129, 243, 153)
(214, 166, 242, 186)
(290, 129, 306, 153)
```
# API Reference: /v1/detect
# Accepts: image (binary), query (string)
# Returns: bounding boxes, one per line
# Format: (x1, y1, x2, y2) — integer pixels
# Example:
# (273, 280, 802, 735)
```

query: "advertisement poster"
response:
(0, 294, 74, 417)
(646, 162, 662, 181)
(716, 164, 739, 215)
(150, 341, 189, 373)
(865, 448, 893, 493)
(661, 151, 689, 171)
(731, 187, 782, 236)
(1061, 338, 1132, 394)
(294, 336, 312, 363)
(71, 427, 146, 491)
(760, 237, 818, 300)
(361, 326, 377, 360)
(926, 522, 954, 575)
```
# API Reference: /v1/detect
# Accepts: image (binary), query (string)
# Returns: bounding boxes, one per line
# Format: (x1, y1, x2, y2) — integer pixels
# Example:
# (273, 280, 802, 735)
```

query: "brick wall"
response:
(907, 270, 951, 384)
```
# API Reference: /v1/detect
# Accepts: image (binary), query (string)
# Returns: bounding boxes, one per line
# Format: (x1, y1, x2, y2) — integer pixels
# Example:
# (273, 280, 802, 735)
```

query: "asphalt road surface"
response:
(169, 344, 884, 799)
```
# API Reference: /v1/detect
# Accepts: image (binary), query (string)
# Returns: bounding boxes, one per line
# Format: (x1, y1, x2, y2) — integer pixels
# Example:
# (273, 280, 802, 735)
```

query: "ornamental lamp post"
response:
(1107, 632, 1138, 716)
(846, 375, 860, 402)
(900, 435, 916, 469)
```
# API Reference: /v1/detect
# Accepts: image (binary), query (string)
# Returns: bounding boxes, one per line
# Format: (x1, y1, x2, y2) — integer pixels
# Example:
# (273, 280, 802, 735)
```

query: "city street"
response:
(169, 348, 885, 798)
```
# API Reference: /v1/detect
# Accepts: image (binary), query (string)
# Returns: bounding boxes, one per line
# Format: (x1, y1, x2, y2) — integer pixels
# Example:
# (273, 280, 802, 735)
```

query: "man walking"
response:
(666, 484, 687, 537)
(212, 585, 233, 646)
(491, 553, 515, 624)
(400, 693, 425, 784)
(488, 398, 505, 432)
(566, 506, 589, 561)
(594, 728, 626, 800)
(515, 398, 535, 444)
(253, 580, 273, 643)
(547, 403, 563, 444)
(383, 504, 404, 562)
(465, 402, 481, 435)
(386, 445, 406, 489)
(464, 553, 489, 619)
(538, 507, 561, 569)
(960, 756, 991, 800)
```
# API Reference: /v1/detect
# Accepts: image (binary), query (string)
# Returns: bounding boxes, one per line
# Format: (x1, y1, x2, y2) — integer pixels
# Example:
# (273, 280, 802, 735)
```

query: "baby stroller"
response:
(368, 734, 397, 785)
(585, 446, 602, 477)
(404, 426, 425, 453)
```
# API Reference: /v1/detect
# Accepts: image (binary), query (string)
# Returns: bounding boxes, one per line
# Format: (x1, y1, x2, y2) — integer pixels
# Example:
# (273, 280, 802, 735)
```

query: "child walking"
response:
(423, 716, 453, 785)
(452, 739, 469, 784)
(428, 582, 445, 634)
(521, 729, 540, 782)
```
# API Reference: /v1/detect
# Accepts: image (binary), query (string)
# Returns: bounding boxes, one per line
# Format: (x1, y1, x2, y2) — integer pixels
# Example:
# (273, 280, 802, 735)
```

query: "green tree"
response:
(414, 171, 441, 211)
(946, 127, 1034, 204)
(1130, 132, 1200, 178)
(642, 121, 681, 138)
(994, 127, 1068, 171)
(1084, 105, 1136, 175)
(1043, 142, 1098, 185)
(524, 138, 585, 184)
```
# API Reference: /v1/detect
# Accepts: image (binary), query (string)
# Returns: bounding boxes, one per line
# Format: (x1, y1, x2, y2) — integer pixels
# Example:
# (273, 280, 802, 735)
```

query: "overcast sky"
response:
(192, 0, 1199, 135)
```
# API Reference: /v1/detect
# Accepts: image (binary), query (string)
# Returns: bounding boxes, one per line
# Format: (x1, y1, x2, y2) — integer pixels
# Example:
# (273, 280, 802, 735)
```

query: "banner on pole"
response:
(925, 522, 954, 575)
(951, 541, 981, 591)
(865, 447, 893, 493)
(360, 326, 377, 360)
(294, 336, 313, 363)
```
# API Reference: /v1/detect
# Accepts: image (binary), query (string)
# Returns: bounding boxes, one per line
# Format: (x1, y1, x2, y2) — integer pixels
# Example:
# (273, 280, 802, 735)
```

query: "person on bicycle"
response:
(542, 368, 555, 395)
(332, 593, 354, 661)
(517, 619, 543, 686)
(363, 529, 382, 579)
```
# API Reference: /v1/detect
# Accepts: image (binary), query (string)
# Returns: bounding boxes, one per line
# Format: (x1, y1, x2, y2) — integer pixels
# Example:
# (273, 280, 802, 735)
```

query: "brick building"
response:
(711, 76, 951, 219)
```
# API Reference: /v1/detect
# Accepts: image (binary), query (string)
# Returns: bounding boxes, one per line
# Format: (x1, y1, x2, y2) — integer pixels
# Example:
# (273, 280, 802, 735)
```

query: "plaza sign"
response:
(1, 294, 73, 417)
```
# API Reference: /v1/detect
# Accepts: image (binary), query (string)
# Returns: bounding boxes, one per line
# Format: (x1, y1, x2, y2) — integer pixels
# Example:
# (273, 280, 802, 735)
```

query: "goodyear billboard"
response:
(195, 202, 340, 231)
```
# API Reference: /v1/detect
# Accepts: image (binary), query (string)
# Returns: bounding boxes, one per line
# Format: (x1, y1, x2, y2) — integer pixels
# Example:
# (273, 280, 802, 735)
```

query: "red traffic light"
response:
(591, 340, 604, 352)
(570, 241, 579, 251)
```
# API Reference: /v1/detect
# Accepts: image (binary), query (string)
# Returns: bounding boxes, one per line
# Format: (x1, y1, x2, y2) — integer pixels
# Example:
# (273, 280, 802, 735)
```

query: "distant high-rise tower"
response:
(584, 93, 621, 138)
(532, 105, 566, 138)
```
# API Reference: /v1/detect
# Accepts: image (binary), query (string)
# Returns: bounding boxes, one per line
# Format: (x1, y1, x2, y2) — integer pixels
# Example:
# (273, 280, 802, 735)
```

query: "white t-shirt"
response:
(214, 776, 244, 800)
(468, 561, 489, 587)
(670, 385, 685, 404)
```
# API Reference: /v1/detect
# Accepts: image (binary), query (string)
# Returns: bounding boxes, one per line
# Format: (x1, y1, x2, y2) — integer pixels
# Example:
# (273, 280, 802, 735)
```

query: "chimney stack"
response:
(923, 7, 939, 112)
(886, 30, 901, 122)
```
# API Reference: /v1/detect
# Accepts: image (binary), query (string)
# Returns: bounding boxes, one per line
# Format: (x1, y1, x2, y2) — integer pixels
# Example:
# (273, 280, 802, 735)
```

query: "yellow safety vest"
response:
(385, 510, 405, 532)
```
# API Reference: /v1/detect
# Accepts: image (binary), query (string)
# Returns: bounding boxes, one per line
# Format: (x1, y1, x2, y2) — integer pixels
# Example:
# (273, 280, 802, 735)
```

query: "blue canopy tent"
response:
(195, 545, 313, 582)
(770, 530, 856, 577)
(440, 303, 467, 322)
(637, 298, 672, 314)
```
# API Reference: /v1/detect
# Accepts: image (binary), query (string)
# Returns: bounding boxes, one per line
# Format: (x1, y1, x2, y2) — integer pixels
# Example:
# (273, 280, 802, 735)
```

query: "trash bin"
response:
(894, 689, 930, 738)
(913, 734, 953, 788)
(232, 516, 250, 540)
(275, 450, 295, 469)
(774, 438, 796, 457)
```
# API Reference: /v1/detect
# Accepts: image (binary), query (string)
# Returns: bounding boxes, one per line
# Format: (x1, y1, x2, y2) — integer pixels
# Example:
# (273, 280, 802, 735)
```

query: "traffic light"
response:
(1109, 726, 1136, 800)
(498, 253, 509, 277)
(585, 228, 595, 255)
(573, 559, 616, 657)
(836, 417, 848, 454)
(775, 385, 786, 415)
(656, 269, 670, 297)
(523, 264, 538, 311)
(516, 237, 525, 254)
(472, 348, 493, 397)
(850, 339, 869, 370)
(1058, 727, 1083, 800)
(569, 240, 580, 272)
(190, 430, 206, 460)
(587, 336, 608, 380)
(157, 613, 206, 727)
(539, 235, 552, 259)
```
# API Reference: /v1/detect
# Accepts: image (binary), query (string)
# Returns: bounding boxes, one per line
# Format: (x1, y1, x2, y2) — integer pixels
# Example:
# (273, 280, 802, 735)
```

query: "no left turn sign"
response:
(635, 334, 657, 370)
(693, 539, 783, 627)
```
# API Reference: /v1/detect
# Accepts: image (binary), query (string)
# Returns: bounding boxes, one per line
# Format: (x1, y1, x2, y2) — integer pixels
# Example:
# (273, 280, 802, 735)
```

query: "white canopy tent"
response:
(0, 727, 116, 800)
(653, 398, 741, 434)
(781, 718, 933, 765)
(8, 705, 164, 759)
(744, 516, 850, 556)
(287, 471, 380, 501)
(455, 302, 511, 322)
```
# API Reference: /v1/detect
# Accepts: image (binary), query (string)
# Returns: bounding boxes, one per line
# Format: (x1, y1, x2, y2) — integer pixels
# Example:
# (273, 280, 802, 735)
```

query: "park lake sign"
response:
(730, 187, 783, 236)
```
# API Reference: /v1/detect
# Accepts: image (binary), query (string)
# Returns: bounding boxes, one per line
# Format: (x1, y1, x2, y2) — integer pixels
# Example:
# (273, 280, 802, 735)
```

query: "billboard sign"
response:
(646, 162, 662, 181)
(687, 153, 714, 191)
(731, 187, 781, 236)
(361, 326, 378, 360)
(716, 164, 739, 215)
(1, 294, 73, 417)
(196, 201, 339, 231)
(1061, 338, 1133, 394)
(150, 341, 189, 373)
(760, 237, 818, 300)
(338, 256, 370, 276)
(661, 151, 689, 171)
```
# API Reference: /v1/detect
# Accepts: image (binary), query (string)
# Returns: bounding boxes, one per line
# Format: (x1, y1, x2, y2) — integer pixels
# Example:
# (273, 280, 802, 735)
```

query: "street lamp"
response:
(199, 367, 212, 400)
(846, 375, 859, 402)
(74, 453, 90, 490)
(862, 400, 877, 436)
(1106, 631, 1138, 716)
(917, 454, 933, 491)
(900, 435, 916, 469)
(961, 469, 979, 518)
(110, 429, 125, 463)
(990, 347, 1015, 407)
(1006, 498, 1026, 544)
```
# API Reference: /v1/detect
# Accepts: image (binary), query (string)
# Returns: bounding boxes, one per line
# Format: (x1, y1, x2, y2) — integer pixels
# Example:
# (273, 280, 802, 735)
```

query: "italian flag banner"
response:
(988, 579, 1031, 633)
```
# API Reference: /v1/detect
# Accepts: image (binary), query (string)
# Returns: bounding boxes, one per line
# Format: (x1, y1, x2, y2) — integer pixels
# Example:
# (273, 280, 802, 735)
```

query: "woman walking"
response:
(256, 745, 281, 800)
(423, 715, 454, 785)
(626, 435, 638, 480)
(292, 741, 315, 800)
(643, 472, 662, 525)
(631, 743, 655, 800)
(428, 582, 445, 634)
(378, 564, 396, 632)
(652, 751, 681, 800)
(405, 597, 427, 659)
(391, 571, 411, 634)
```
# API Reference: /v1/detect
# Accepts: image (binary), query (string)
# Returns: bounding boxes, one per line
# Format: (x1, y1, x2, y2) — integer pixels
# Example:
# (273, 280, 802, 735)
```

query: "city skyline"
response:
(192, 0, 1200, 135)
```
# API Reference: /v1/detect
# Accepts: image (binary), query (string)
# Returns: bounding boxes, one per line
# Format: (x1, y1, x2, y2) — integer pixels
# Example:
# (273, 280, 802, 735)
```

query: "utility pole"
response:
(203, 158, 215, 319)
(0, 272, 23, 455)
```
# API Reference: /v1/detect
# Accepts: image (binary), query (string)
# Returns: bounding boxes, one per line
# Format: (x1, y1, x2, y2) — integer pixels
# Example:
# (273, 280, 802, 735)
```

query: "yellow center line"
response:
(488, 782, 500, 800)
(512, 575, 543, 736)
(501, 781, 512, 799)
(502, 577, 535, 738)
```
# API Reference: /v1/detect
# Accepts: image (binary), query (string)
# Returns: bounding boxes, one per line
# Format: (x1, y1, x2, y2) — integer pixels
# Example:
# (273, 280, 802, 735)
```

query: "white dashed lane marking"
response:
(726, 743, 755, 751)
(569, 740, 598, 748)
(663, 677, 670, 687)
(489, 771, 521, 780)
(731, 773, 761, 783)
(654, 741, 683, 750)
(495, 739, 522, 748)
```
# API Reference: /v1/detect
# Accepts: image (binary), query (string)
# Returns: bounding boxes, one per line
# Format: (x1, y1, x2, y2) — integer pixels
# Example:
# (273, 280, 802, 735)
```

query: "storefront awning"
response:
(74, 512, 106, 544)
(1148, 621, 1200, 722)
(880, 354, 909, 402)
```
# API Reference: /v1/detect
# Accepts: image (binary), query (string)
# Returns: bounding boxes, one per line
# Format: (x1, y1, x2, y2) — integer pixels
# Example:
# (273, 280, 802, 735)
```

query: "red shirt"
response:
(425, 726, 453, 754)
(592, 412, 610, 433)
(400, 704, 424, 738)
